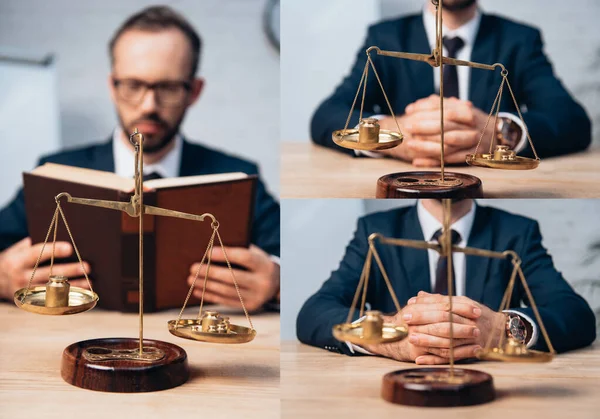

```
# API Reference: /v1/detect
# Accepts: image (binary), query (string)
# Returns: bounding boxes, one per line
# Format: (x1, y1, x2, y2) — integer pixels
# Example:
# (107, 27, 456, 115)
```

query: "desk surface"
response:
(282, 341, 600, 419)
(281, 142, 600, 198)
(0, 304, 280, 419)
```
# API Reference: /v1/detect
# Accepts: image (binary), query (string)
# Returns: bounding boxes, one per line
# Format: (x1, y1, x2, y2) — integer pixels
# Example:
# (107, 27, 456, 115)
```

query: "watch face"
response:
(508, 316, 527, 343)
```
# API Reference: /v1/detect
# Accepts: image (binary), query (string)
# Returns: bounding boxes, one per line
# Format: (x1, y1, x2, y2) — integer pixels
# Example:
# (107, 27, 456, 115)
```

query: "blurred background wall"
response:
(0, 0, 280, 208)
(281, 0, 600, 144)
(281, 199, 600, 340)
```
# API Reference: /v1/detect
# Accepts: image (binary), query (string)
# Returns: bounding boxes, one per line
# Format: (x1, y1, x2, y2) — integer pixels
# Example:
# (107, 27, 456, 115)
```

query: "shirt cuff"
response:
(354, 114, 388, 158)
(270, 255, 280, 265)
(498, 112, 527, 154)
(503, 309, 539, 348)
(344, 316, 376, 355)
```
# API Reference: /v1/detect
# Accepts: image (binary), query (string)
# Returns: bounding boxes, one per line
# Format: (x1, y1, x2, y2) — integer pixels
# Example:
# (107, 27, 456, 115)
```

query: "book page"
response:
(30, 163, 248, 191)
(30, 163, 134, 191)
(145, 172, 248, 189)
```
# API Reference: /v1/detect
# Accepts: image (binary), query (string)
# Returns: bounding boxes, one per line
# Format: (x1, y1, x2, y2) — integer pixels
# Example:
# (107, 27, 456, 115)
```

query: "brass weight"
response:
(45, 275, 70, 308)
(358, 118, 381, 144)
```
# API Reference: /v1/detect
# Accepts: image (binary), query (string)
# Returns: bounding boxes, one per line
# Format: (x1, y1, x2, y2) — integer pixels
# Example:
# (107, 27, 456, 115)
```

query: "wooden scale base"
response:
(381, 368, 495, 407)
(61, 338, 189, 392)
(376, 172, 483, 199)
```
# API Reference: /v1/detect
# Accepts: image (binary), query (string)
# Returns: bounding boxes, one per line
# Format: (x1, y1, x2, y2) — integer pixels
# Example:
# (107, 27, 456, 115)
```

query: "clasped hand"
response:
(376, 95, 494, 166)
(364, 291, 505, 365)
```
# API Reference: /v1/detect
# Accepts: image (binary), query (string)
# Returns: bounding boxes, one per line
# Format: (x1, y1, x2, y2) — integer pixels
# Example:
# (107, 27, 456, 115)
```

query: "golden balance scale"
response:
(13, 129, 255, 393)
(332, 0, 540, 198)
(332, 199, 555, 407)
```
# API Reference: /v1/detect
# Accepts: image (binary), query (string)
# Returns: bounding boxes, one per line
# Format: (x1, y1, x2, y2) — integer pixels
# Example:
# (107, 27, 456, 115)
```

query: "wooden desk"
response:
(281, 341, 600, 419)
(281, 142, 600, 198)
(0, 304, 280, 419)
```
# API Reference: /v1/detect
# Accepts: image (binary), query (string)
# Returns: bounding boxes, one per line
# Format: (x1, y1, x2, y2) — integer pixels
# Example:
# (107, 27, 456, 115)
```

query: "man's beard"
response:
(441, 0, 477, 12)
(119, 113, 182, 154)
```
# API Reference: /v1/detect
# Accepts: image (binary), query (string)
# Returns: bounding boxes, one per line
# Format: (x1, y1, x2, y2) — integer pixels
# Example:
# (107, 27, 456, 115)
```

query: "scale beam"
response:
(367, 46, 506, 73)
(55, 192, 218, 225)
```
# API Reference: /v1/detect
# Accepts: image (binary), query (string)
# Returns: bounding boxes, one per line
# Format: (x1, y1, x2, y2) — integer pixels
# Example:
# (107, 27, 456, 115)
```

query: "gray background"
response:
(282, 0, 600, 144)
(0, 0, 280, 208)
(281, 199, 600, 340)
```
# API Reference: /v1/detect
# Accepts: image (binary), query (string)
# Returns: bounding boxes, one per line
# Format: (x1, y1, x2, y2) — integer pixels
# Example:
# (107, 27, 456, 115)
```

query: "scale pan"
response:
(167, 319, 256, 344)
(332, 321, 408, 345)
(14, 286, 98, 315)
(466, 153, 539, 170)
(475, 347, 553, 363)
(332, 129, 403, 151)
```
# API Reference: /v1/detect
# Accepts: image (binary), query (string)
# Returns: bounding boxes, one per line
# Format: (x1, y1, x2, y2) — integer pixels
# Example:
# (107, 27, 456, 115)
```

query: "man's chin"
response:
(142, 137, 174, 153)
(442, 0, 477, 11)
(126, 130, 174, 153)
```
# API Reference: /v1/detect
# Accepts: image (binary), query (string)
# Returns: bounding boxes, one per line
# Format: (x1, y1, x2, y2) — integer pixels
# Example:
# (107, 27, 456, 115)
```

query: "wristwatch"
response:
(505, 313, 527, 344)
(496, 117, 522, 150)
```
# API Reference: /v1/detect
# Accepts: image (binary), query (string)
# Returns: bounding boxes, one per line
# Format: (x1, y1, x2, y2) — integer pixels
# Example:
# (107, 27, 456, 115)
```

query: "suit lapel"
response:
(93, 139, 115, 172)
(404, 16, 434, 101)
(465, 205, 492, 302)
(469, 14, 500, 112)
(395, 205, 431, 297)
(179, 138, 202, 176)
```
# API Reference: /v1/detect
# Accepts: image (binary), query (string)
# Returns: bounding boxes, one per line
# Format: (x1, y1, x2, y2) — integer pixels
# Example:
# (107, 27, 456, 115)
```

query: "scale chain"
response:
(20, 206, 59, 302)
(216, 229, 254, 331)
(175, 226, 217, 326)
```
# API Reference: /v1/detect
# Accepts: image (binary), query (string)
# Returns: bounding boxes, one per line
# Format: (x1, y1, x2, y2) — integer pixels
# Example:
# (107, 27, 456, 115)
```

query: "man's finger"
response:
(24, 242, 73, 267)
(192, 289, 245, 308)
(426, 344, 481, 359)
(187, 275, 246, 299)
(409, 333, 476, 348)
(24, 262, 90, 283)
(188, 264, 253, 289)
(200, 246, 257, 270)
(406, 112, 472, 135)
(13, 237, 32, 251)
(415, 130, 480, 149)
(443, 149, 477, 164)
(402, 310, 477, 326)
(409, 293, 470, 305)
(412, 157, 440, 168)
(406, 95, 470, 113)
(405, 139, 460, 158)
(411, 322, 480, 339)
(415, 354, 448, 365)
(68, 278, 93, 290)
(403, 302, 481, 320)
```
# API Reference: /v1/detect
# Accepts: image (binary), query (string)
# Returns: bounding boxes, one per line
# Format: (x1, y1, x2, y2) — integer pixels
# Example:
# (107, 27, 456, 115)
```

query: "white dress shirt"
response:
(347, 201, 538, 354)
(112, 127, 183, 179)
(418, 199, 475, 297)
(358, 7, 527, 156)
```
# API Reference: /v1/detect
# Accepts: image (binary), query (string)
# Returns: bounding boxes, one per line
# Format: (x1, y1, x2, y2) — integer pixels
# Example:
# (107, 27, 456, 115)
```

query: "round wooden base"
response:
(381, 368, 495, 407)
(61, 338, 189, 392)
(376, 171, 483, 198)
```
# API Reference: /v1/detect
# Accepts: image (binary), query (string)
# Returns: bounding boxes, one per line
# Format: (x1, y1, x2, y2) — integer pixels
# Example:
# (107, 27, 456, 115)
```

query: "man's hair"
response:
(109, 6, 202, 78)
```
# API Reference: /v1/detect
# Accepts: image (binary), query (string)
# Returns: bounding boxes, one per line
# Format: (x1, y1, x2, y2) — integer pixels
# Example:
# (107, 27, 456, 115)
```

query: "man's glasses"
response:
(112, 78, 192, 107)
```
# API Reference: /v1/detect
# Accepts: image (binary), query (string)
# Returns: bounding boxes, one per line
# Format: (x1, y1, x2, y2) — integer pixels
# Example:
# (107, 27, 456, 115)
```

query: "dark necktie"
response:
(433, 229, 462, 295)
(142, 172, 163, 181)
(442, 36, 465, 99)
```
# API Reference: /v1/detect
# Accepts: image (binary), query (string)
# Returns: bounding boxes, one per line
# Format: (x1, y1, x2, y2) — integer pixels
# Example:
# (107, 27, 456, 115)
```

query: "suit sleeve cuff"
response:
(498, 112, 527, 154)
(503, 309, 539, 348)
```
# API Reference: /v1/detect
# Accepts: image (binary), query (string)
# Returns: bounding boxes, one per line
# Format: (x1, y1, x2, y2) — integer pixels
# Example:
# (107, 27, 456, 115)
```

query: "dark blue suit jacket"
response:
(297, 204, 596, 355)
(0, 139, 280, 258)
(311, 13, 591, 158)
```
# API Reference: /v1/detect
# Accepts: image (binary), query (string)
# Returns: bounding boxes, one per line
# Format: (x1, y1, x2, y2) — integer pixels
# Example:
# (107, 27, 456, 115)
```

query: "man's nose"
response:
(139, 89, 159, 112)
